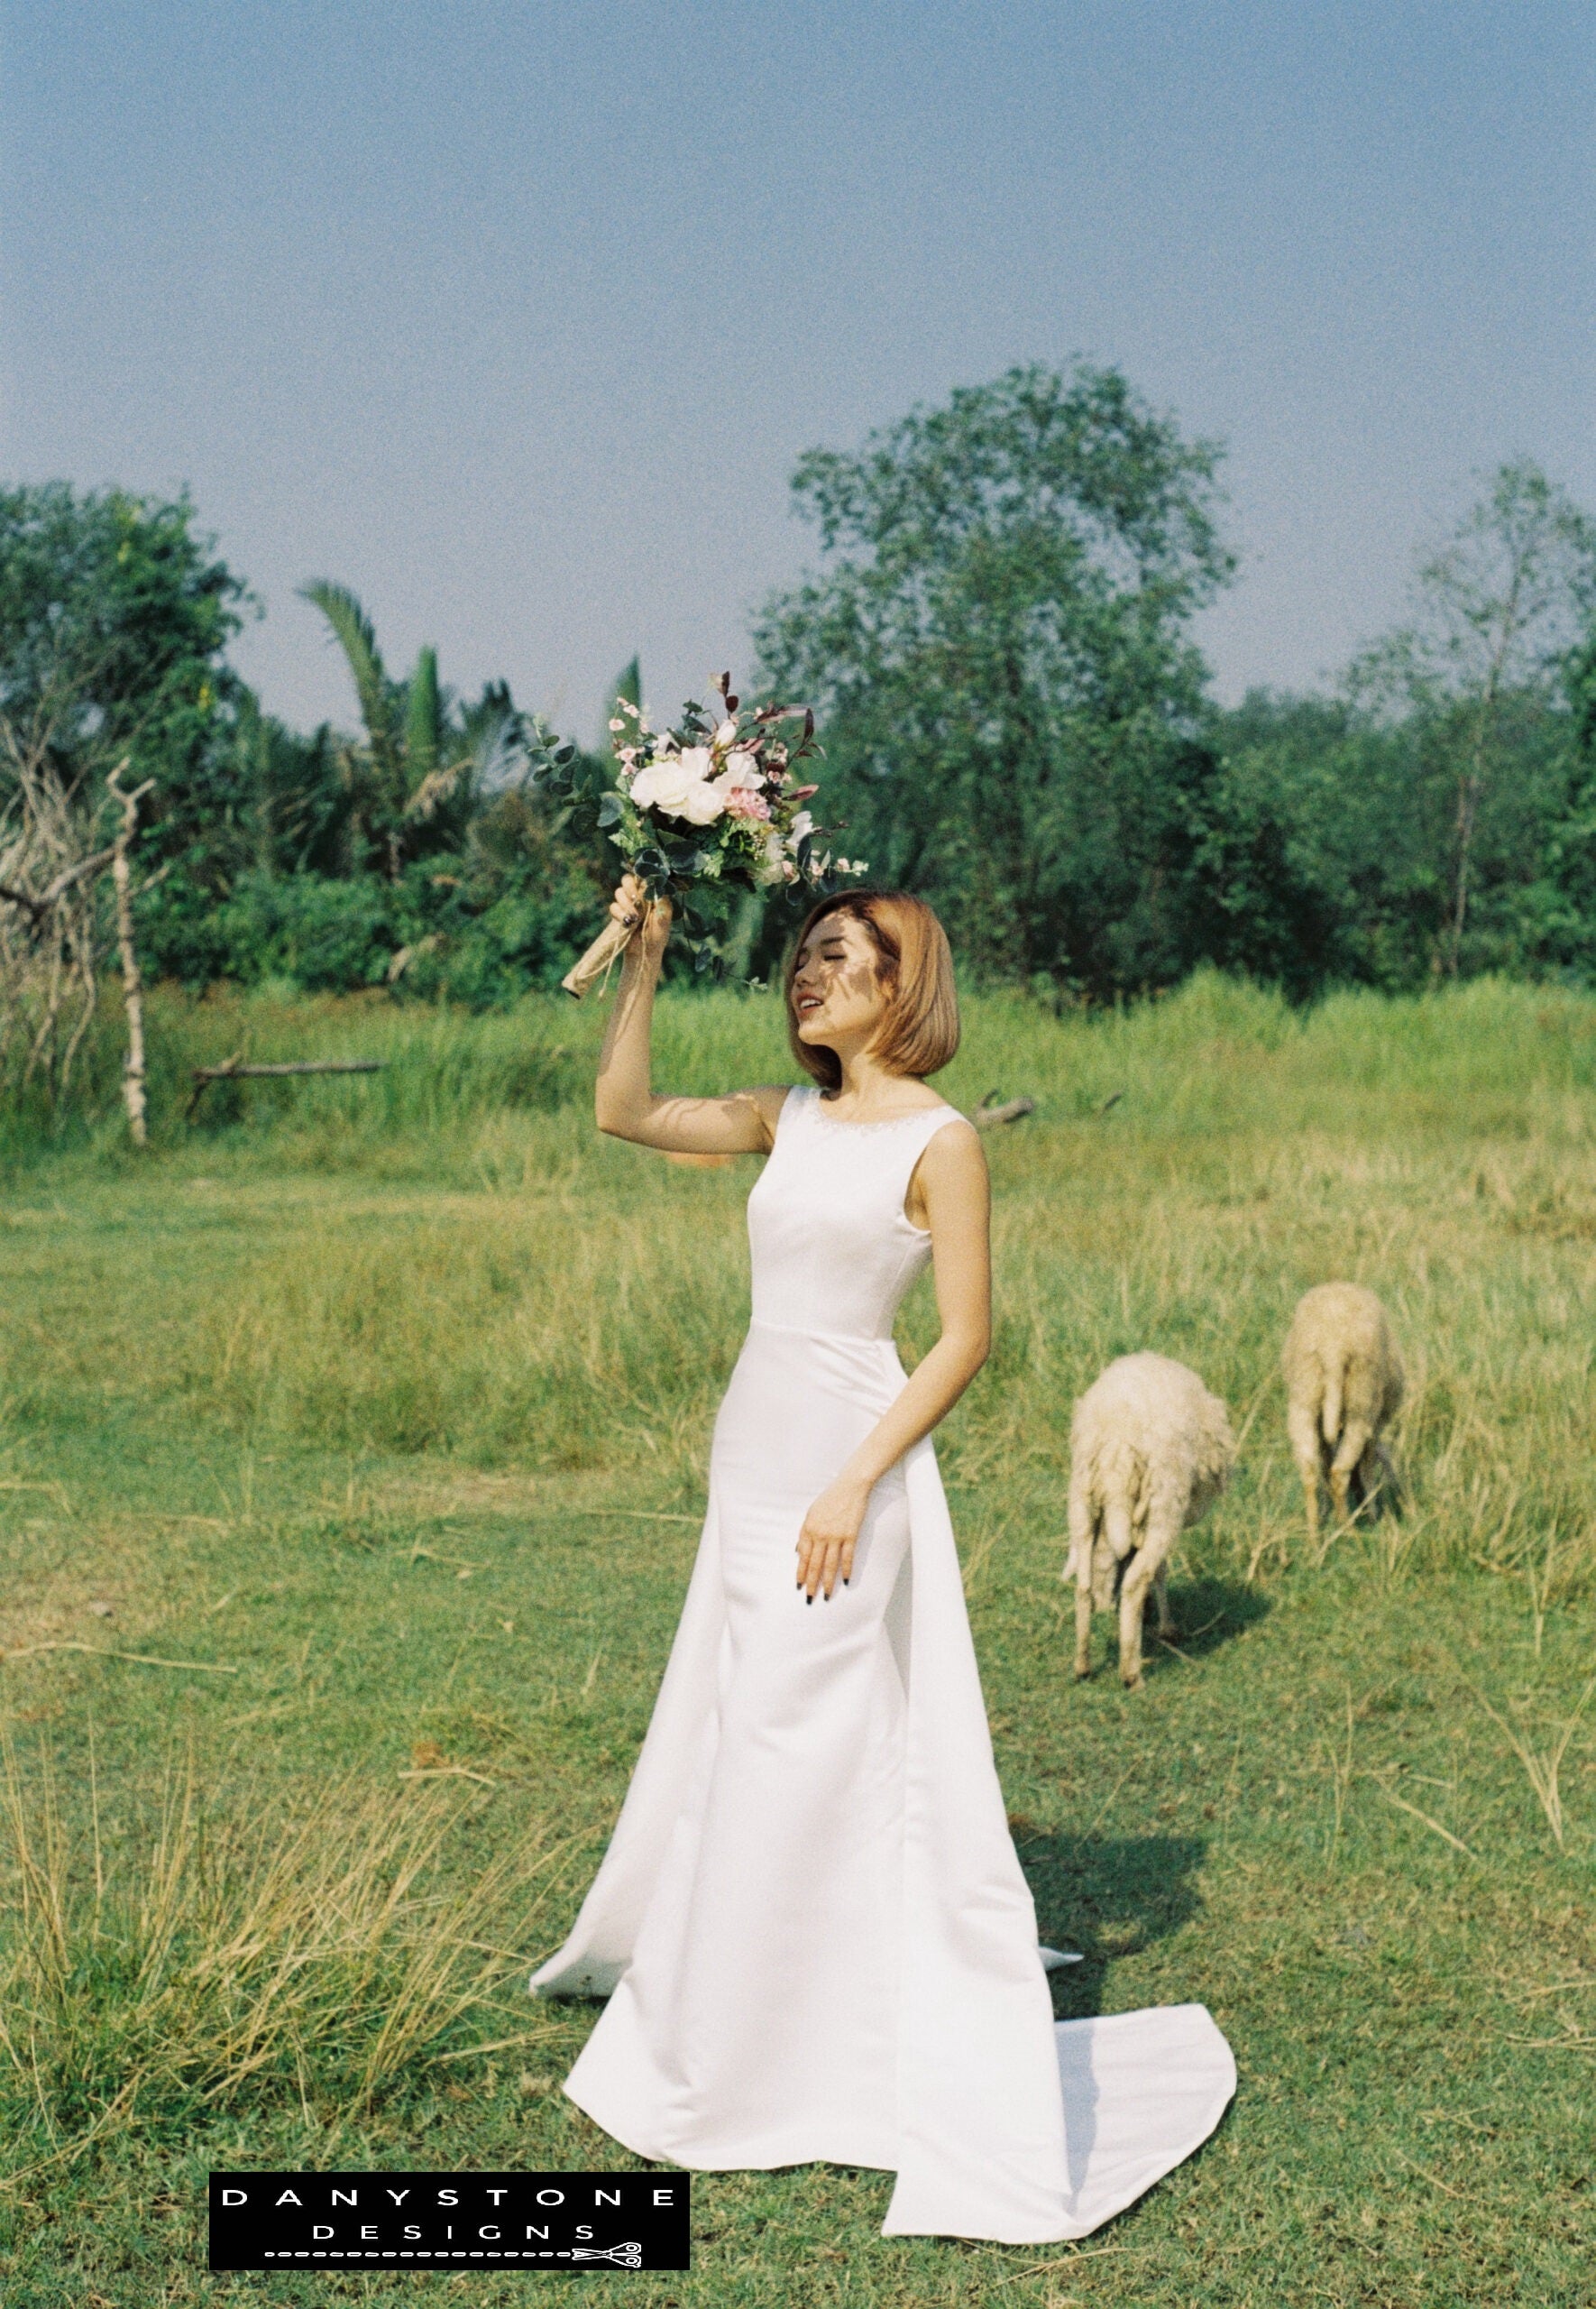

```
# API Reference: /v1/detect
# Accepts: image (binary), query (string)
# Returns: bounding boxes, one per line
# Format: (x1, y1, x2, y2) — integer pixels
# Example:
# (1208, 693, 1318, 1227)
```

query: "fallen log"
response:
(972, 1093, 1036, 1130)
(186, 1057, 386, 1120)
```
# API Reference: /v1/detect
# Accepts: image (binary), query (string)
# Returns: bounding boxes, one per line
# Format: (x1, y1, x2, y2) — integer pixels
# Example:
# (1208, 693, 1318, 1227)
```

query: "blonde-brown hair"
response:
(784, 889, 960, 1091)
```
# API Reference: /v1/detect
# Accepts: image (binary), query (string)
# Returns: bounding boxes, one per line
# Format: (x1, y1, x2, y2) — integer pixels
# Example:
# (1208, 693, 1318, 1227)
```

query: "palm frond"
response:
(405, 645, 442, 783)
(299, 581, 397, 761)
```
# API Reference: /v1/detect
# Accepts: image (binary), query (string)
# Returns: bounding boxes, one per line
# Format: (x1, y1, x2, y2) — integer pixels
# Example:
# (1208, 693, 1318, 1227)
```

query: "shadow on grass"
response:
(1161, 1574, 1271, 1662)
(1069, 1575, 1270, 1684)
(1015, 1833, 1209, 2021)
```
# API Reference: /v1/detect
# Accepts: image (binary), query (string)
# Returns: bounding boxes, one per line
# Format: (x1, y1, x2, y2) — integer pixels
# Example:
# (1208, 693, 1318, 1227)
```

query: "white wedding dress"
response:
(531, 1086, 1234, 2242)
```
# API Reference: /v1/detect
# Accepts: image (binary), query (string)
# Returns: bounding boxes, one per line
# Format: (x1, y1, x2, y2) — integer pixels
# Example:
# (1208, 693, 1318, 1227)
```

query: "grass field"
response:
(1, 972, 1593, 2305)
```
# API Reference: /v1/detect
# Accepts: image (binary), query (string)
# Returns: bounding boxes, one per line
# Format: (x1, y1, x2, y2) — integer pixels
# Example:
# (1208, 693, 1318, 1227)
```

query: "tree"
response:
(1351, 462, 1596, 975)
(299, 581, 526, 879)
(298, 580, 409, 875)
(0, 483, 244, 1099)
(1188, 693, 1416, 998)
(754, 363, 1236, 991)
(0, 483, 245, 781)
(1532, 627, 1596, 978)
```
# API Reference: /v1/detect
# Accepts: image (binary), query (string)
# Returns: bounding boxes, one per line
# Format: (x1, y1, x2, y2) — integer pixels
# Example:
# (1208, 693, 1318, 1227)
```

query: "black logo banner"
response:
(208, 2170, 691, 2271)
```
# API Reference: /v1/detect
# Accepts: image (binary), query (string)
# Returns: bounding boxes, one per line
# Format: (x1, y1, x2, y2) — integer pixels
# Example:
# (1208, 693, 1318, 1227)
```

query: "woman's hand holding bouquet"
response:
(606, 870, 671, 973)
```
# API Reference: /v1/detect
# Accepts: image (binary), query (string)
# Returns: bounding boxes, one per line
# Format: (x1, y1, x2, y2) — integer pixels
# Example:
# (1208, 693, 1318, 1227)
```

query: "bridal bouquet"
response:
(543, 673, 860, 998)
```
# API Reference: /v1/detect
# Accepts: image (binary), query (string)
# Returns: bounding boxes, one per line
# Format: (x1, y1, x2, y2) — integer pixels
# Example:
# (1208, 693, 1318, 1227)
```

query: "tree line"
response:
(4, 362, 1595, 1101)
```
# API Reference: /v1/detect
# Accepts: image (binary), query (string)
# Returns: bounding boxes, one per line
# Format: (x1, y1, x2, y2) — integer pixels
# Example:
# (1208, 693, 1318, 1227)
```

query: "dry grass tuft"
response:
(0, 1739, 566, 2173)
(1459, 1671, 1596, 1848)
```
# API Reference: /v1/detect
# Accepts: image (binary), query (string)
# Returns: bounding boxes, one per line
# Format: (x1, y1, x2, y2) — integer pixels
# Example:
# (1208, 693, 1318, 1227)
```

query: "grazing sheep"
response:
(1282, 1283, 1403, 1541)
(1067, 1353, 1236, 1690)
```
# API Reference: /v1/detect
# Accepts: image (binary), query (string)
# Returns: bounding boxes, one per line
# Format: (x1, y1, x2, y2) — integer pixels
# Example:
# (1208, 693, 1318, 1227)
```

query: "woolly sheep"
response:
(1282, 1283, 1404, 1541)
(1067, 1353, 1236, 1690)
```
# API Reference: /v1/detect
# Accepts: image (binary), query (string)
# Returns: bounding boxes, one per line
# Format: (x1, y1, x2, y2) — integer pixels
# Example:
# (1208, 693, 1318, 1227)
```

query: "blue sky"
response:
(4, 1, 1591, 743)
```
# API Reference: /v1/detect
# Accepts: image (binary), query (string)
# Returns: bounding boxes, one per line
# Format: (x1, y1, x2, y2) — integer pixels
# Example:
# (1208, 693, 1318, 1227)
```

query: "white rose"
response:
(714, 718, 739, 747)
(629, 745, 725, 825)
(673, 749, 727, 824)
(674, 777, 727, 825)
(627, 759, 688, 813)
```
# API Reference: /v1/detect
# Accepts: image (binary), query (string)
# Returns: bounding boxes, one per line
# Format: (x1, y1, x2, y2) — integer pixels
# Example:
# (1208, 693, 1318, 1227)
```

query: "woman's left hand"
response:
(796, 1479, 869, 1601)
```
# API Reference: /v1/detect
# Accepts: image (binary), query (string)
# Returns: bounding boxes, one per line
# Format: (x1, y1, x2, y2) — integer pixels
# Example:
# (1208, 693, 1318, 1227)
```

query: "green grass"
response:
(1, 974, 1593, 2304)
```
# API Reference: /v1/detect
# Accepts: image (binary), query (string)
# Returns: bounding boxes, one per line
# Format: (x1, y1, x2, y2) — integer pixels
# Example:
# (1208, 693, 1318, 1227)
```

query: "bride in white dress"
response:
(531, 878, 1234, 2243)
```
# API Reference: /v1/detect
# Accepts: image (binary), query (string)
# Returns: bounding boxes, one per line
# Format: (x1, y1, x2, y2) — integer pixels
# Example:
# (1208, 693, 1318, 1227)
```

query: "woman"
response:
(531, 877, 1234, 2243)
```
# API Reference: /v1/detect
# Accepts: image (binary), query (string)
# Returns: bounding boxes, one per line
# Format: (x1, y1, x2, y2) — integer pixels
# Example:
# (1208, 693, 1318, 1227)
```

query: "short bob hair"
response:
(785, 889, 959, 1092)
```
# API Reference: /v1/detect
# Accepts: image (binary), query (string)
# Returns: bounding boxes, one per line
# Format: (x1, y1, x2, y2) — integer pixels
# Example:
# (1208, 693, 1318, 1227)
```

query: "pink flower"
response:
(724, 785, 771, 820)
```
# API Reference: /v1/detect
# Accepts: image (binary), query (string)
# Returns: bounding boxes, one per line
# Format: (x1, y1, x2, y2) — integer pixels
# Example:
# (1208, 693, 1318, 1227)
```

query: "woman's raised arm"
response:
(593, 874, 786, 1154)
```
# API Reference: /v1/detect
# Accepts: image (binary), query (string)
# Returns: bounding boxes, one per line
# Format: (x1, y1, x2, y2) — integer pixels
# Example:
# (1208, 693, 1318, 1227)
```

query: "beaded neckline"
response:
(798, 1087, 956, 1133)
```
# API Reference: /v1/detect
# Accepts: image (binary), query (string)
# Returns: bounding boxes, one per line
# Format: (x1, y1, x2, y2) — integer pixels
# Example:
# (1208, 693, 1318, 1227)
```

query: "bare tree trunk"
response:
(107, 764, 154, 1146)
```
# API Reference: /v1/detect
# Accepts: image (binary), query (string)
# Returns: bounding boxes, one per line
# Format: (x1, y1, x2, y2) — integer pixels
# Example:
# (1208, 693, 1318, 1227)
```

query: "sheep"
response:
(1067, 1353, 1236, 1690)
(1282, 1283, 1404, 1541)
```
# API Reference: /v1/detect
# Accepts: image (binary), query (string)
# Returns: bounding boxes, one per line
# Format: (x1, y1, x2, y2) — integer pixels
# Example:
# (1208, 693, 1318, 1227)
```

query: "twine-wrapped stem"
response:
(560, 894, 654, 999)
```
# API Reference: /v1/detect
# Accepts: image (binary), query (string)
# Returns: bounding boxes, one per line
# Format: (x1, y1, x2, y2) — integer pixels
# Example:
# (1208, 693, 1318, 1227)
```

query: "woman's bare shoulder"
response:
(918, 1111, 987, 1175)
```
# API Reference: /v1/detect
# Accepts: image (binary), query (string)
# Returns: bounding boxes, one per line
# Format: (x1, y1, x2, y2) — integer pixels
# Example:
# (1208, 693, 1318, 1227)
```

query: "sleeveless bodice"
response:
(746, 1086, 961, 1341)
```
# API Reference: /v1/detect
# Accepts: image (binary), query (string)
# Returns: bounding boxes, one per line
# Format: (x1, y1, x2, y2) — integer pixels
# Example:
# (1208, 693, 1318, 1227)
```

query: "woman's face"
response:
(791, 911, 890, 1053)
